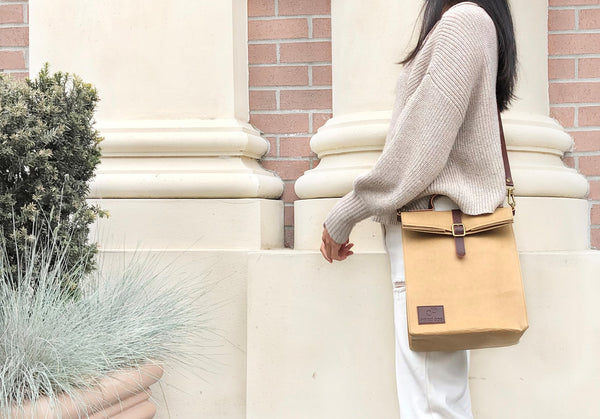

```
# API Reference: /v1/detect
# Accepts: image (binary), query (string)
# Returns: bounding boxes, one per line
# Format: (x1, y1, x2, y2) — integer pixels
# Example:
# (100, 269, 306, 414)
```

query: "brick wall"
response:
(0, 0, 28, 79)
(549, 0, 600, 248)
(248, 0, 332, 247)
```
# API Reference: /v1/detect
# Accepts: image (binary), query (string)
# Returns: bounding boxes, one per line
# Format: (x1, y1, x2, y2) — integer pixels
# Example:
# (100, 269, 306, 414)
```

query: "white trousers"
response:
(383, 197, 473, 419)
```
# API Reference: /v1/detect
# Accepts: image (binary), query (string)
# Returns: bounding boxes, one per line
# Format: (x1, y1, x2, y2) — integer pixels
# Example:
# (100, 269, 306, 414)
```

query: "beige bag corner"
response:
(400, 206, 528, 352)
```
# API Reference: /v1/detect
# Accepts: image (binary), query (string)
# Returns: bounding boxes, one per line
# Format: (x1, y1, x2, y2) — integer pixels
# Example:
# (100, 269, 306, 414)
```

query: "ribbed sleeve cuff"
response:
(323, 191, 372, 244)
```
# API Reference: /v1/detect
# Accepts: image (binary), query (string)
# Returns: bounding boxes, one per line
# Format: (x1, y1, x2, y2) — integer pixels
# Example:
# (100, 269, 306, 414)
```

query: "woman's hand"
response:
(320, 226, 354, 263)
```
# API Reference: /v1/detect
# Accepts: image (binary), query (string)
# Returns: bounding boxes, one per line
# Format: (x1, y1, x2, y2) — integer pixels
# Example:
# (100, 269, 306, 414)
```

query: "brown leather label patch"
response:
(417, 305, 445, 325)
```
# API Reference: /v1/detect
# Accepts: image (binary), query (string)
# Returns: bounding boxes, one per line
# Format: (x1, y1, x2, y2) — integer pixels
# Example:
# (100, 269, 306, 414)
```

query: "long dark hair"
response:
(401, 0, 517, 112)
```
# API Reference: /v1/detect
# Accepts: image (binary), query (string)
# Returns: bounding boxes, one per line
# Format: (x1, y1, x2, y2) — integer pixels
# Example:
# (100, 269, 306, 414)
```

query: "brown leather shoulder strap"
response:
(497, 110, 513, 189)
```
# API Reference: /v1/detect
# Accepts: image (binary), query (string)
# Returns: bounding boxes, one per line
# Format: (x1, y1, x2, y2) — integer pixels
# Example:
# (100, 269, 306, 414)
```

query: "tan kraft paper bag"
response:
(400, 206, 529, 352)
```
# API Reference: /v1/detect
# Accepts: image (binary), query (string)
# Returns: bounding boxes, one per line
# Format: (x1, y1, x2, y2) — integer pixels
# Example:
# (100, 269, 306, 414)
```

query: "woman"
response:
(320, 0, 517, 417)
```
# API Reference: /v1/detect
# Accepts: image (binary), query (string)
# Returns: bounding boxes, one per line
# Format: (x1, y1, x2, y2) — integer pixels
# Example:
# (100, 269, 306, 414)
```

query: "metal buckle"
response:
(451, 223, 465, 237)
(507, 187, 516, 210)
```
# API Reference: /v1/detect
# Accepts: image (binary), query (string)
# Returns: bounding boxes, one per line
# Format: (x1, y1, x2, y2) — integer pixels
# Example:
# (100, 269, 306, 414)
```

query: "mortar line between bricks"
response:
(550, 53, 600, 58)
(249, 62, 332, 67)
(575, 58, 579, 78)
(0, 46, 27, 52)
(575, 7, 580, 30)
(274, 0, 278, 16)
(262, 157, 312, 161)
(0, 23, 28, 28)
(552, 103, 600, 107)
(563, 127, 600, 131)
(550, 105, 600, 109)
(550, 78, 600, 83)
(549, 5, 600, 10)
(0, 69, 27, 73)
(22, 3, 27, 24)
(251, 109, 333, 114)
(575, 107, 579, 126)
(308, 17, 313, 39)
(249, 38, 331, 45)
(549, 79, 600, 83)
(249, 15, 330, 21)
(249, 86, 332, 91)
(568, 151, 600, 157)
(549, 29, 600, 35)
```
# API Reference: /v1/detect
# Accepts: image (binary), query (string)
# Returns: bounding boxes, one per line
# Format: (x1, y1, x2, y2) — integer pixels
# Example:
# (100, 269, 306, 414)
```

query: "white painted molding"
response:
(89, 119, 284, 199)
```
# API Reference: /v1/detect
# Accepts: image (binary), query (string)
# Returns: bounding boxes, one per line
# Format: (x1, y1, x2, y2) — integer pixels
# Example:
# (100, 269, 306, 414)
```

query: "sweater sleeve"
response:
(324, 5, 496, 244)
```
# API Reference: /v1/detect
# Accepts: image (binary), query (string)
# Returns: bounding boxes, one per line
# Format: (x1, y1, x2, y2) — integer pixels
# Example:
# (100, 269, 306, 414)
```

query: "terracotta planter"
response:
(9, 362, 164, 418)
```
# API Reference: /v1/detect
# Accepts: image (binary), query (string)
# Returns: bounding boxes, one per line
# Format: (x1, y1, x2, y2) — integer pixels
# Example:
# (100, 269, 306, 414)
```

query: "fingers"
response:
(321, 227, 354, 263)
(320, 241, 332, 263)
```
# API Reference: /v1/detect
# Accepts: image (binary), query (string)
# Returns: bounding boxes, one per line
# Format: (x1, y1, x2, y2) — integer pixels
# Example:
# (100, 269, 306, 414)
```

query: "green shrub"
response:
(0, 64, 103, 293)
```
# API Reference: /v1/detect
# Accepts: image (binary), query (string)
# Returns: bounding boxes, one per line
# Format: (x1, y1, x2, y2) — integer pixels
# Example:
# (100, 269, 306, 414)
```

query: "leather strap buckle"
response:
(452, 223, 465, 237)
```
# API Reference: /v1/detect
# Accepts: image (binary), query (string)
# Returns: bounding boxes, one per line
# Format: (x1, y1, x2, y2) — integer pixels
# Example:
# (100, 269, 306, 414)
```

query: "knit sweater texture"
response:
(323, 2, 506, 245)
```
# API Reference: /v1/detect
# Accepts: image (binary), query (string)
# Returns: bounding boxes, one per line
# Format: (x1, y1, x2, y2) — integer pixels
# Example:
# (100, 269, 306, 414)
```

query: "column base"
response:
(89, 198, 284, 251)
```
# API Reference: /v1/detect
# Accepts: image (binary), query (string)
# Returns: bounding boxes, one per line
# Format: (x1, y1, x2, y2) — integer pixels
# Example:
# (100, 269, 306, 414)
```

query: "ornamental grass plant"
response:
(0, 218, 219, 418)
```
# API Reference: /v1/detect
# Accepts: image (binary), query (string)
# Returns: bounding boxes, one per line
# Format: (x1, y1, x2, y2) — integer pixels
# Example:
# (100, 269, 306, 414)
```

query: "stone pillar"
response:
(30, 1, 283, 418)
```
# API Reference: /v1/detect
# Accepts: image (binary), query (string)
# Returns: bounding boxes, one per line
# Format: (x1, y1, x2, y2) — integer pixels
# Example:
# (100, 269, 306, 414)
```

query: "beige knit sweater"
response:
(323, 2, 506, 245)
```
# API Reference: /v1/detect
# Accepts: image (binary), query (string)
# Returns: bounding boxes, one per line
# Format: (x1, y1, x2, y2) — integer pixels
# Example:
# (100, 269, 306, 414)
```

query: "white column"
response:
(29, 1, 283, 418)
(30, 0, 283, 199)
(294, 0, 589, 252)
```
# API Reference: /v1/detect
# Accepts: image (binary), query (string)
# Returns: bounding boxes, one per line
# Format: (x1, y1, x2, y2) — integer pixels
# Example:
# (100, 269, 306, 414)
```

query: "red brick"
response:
(579, 106, 600, 126)
(249, 66, 308, 86)
(592, 228, 600, 249)
(278, 0, 330, 16)
(280, 41, 331, 63)
(562, 156, 575, 168)
(579, 58, 600, 78)
(282, 181, 300, 201)
(265, 136, 277, 157)
(312, 18, 331, 38)
(249, 90, 277, 110)
(550, 106, 576, 127)
(248, 18, 308, 40)
(248, 44, 277, 64)
(279, 136, 314, 157)
(0, 27, 28, 47)
(284, 227, 294, 249)
(579, 155, 600, 175)
(0, 4, 23, 24)
(280, 89, 331, 110)
(0, 50, 25, 70)
(550, 0, 600, 5)
(548, 10, 576, 31)
(591, 204, 600, 224)
(580, 8, 600, 29)
(248, 0, 275, 17)
(284, 205, 294, 225)
(312, 65, 332, 85)
(571, 131, 600, 151)
(262, 159, 310, 180)
(548, 58, 575, 79)
(549, 33, 600, 55)
(250, 113, 309, 134)
(312, 112, 331, 133)
(549, 82, 600, 103)
(590, 180, 600, 199)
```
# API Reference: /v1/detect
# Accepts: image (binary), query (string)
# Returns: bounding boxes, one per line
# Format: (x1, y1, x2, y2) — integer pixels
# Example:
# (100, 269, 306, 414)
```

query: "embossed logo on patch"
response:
(417, 305, 445, 325)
